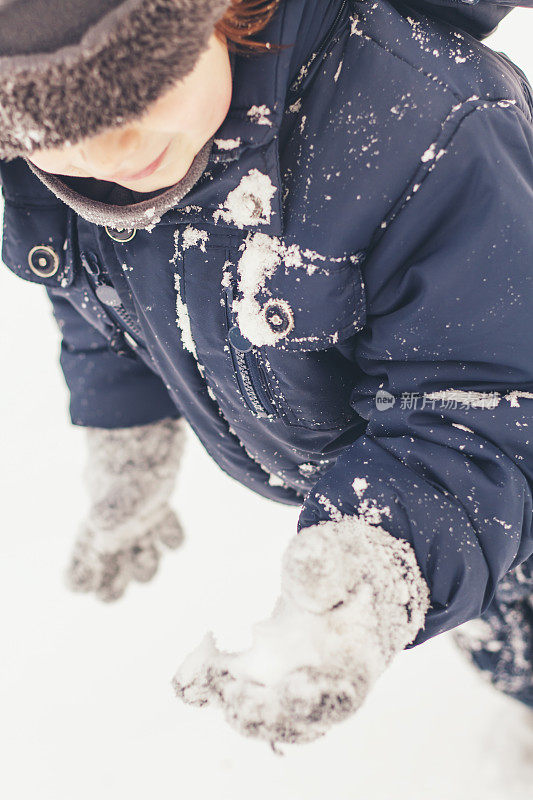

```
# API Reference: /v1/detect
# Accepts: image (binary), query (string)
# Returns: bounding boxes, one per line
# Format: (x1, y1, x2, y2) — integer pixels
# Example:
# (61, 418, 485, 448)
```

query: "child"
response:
(1, 0, 532, 748)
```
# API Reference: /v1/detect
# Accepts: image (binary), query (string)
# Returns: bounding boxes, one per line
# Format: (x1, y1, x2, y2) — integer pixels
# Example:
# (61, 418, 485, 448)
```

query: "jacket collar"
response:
(24, 0, 347, 234)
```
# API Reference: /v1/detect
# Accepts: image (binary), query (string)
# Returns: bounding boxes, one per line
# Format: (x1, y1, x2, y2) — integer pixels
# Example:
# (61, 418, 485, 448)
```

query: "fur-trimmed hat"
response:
(0, 0, 231, 161)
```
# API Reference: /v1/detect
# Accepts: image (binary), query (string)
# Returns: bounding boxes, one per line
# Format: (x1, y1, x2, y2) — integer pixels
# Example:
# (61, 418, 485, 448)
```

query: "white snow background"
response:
(1, 13, 532, 800)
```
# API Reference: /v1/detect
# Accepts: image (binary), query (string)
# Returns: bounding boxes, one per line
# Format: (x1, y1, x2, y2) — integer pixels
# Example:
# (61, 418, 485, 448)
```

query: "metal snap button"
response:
(263, 298, 294, 337)
(27, 245, 60, 278)
(95, 284, 122, 307)
(104, 226, 136, 242)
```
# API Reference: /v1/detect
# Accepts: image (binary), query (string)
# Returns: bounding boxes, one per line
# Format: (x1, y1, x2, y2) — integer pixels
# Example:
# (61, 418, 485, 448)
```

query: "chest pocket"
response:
(222, 239, 367, 429)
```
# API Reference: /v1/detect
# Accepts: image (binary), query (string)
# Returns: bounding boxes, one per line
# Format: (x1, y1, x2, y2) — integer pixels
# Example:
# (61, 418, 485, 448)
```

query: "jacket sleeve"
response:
(46, 288, 182, 429)
(298, 101, 533, 647)
(400, 0, 533, 39)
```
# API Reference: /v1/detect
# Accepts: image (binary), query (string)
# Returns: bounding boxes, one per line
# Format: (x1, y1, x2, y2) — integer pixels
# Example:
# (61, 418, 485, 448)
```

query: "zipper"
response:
(80, 251, 145, 341)
(108, 303, 144, 340)
(224, 284, 278, 419)
(288, 0, 349, 98)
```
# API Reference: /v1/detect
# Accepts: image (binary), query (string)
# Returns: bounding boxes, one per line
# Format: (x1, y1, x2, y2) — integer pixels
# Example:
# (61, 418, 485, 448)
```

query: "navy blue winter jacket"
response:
(1, 0, 533, 647)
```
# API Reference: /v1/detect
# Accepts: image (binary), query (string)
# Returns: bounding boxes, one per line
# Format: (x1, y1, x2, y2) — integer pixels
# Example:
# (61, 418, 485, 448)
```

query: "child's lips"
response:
(111, 142, 171, 181)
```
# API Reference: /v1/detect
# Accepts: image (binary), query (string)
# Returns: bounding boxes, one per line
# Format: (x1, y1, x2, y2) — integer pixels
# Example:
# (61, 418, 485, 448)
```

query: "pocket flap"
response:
(2, 198, 75, 288)
(1, 157, 75, 288)
(228, 237, 366, 351)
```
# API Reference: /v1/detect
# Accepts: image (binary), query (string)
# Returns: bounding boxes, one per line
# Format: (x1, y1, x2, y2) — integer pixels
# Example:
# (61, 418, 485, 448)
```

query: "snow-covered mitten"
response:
(172, 515, 430, 748)
(452, 558, 533, 708)
(65, 416, 186, 602)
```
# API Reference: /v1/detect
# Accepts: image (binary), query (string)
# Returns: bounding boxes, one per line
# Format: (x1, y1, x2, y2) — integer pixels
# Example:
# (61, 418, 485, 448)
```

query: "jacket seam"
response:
(349, 0, 531, 113)
(348, 0, 463, 101)
(363, 100, 530, 260)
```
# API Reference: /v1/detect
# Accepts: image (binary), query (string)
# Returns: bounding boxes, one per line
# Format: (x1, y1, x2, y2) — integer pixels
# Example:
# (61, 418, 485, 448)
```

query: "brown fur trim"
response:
(0, 0, 230, 160)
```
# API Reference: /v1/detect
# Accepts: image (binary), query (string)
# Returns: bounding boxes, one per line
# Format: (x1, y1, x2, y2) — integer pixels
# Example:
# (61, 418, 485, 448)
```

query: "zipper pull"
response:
(225, 284, 253, 352)
(80, 251, 102, 284)
(228, 325, 253, 352)
(81, 250, 124, 308)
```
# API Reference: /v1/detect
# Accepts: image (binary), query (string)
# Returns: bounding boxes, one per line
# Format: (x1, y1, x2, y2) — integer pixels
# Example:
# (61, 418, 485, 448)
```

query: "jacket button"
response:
(95, 284, 122, 307)
(28, 245, 60, 278)
(263, 298, 294, 336)
(105, 226, 136, 242)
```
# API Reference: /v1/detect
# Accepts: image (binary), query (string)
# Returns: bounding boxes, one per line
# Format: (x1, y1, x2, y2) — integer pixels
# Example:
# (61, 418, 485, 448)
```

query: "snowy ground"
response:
(1, 12, 532, 800)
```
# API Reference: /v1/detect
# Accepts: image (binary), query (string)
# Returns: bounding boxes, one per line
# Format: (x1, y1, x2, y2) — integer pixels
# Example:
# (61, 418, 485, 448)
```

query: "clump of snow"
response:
(350, 15, 365, 37)
(352, 477, 369, 499)
(288, 98, 302, 113)
(505, 390, 533, 407)
(180, 204, 202, 214)
(494, 518, 514, 531)
(358, 497, 392, 526)
(247, 105, 272, 126)
(294, 61, 310, 87)
(213, 169, 277, 229)
(452, 423, 474, 433)
(390, 93, 417, 120)
(268, 472, 286, 487)
(298, 463, 321, 478)
(221, 263, 232, 289)
(172, 516, 430, 747)
(174, 273, 197, 358)
(350, 475, 391, 525)
(214, 137, 242, 150)
(231, 232, 283, 346)
(316, 493, 343, 522)
(182, 226, 209, 252)
(421, 143, 437, 162)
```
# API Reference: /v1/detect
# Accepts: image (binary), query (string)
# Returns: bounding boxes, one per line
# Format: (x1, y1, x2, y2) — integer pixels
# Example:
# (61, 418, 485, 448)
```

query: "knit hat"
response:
(0, 0, 231, 161)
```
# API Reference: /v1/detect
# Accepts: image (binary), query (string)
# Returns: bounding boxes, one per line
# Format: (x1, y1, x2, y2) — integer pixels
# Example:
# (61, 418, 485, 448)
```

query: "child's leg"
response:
(453, 557, 533, 708)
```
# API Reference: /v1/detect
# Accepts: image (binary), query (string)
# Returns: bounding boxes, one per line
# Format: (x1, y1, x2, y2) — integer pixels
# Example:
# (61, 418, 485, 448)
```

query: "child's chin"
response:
(116, 170, 183, 193)
(118, 146, 199, 193)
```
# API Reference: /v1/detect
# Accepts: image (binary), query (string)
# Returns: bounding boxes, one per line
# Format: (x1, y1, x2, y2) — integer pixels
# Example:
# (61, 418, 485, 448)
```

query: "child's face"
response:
(27, 32, 232, 192)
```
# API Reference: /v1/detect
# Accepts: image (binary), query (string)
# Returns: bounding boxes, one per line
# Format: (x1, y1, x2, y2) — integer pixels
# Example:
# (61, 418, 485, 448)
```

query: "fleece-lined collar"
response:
(24, 0, 347, 231)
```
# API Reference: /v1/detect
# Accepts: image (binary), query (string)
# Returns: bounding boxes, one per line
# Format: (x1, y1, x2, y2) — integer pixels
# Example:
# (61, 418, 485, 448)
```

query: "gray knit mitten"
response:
(65, 416, 186, 602)
(172, 515, 430, 748)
